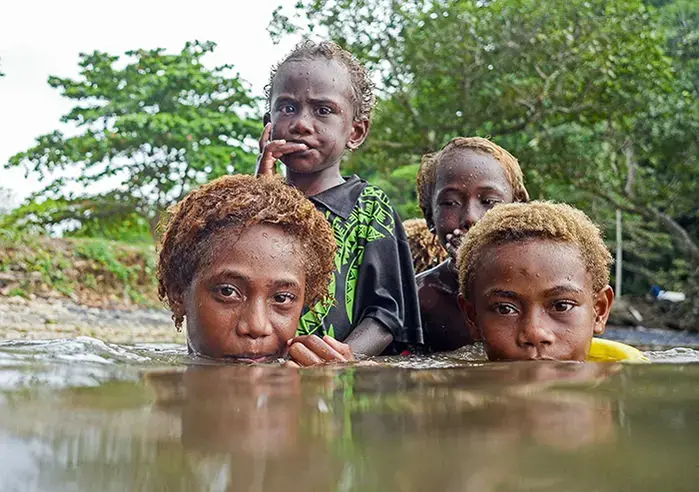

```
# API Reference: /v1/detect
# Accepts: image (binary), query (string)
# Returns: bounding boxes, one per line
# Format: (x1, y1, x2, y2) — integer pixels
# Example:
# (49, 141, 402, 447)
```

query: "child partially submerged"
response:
(156, 174, 348, 365)
(256, 40, 422, 357)
(416, 137, 529, 351)
(456, 201, 644, 362)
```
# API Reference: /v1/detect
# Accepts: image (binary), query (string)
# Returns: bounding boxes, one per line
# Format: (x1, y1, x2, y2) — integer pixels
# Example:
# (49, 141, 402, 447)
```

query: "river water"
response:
(0, 336, 697, 491)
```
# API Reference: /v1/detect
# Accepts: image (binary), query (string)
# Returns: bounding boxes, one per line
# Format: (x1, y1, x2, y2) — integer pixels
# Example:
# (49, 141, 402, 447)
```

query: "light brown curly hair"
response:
(403, 218, 448, 274)
(265, 39, 376, 122)
(156, 174, 337, 330)
(416, 137, 530, 225)
(457, 201, 613, 299)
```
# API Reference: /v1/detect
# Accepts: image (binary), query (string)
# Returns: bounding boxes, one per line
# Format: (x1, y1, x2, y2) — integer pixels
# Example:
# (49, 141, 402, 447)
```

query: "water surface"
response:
(0, 337, 697, 491)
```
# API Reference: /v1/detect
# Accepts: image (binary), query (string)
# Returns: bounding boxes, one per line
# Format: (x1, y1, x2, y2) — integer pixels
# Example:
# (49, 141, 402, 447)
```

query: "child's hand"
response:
(445, 228, 465, 259)
(285, 334, 355, 367)
(255, 123, 308, 176)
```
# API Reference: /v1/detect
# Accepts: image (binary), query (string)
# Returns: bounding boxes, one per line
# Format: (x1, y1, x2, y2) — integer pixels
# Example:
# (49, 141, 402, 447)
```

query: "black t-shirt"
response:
(298, 175, 423, 347)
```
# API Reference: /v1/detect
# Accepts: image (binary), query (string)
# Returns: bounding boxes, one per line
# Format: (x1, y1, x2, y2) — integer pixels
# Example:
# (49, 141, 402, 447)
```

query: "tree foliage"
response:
(4, 41, 260, 239)
(272, 0, 699, 327)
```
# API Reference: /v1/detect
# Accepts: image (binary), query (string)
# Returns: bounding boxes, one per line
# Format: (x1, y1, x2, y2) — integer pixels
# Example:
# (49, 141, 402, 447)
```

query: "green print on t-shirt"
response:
(298, 184, 395, 337)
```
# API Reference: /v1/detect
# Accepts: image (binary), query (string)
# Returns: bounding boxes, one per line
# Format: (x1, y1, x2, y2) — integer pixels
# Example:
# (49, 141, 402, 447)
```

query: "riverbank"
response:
(0, 296, 184, 343)
(2, 296, 699, 349)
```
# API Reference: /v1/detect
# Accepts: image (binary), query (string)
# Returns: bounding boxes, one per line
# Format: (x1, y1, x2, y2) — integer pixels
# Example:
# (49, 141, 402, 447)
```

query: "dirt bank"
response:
(0, 296, 184, 343)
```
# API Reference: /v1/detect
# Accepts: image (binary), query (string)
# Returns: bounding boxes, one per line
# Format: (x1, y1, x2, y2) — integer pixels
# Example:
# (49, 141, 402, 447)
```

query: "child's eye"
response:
(439, 200, 460, 207)
(280, 104, 296, 114)
(552, 301, 576, 312)
(273, 292, 296, 304)
(316, 106, 333, 116)
(481, 197, 502, 207)
(215, 284, 241, 300)
(493, 303, 518, 315)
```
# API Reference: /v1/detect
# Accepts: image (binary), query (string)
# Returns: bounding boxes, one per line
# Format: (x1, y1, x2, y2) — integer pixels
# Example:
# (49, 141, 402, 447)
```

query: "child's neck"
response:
(287, 166, 345, 197)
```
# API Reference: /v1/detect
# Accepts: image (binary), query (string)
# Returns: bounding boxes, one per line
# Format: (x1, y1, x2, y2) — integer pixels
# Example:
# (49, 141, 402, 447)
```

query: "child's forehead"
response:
(435, 148, 511, 186)
(271, 58, 353, 97)
(474, 239, 593, 290)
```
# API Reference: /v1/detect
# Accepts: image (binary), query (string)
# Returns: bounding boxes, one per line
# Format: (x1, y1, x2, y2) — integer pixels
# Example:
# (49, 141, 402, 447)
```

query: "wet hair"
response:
(416, 137, 530, 224)
(403, 218, 448, 274)
(157, 175, 337, 329)
(265, 39, 376, 122)
(457, 201, 612, 299)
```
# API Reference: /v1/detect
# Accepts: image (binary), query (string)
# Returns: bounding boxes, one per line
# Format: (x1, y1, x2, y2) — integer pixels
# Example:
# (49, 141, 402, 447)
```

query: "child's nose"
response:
(236, 299, 273, 339)
(289, 110, 313, 134)
(518, 312, 555, 349)
(460, 206, 481, 230)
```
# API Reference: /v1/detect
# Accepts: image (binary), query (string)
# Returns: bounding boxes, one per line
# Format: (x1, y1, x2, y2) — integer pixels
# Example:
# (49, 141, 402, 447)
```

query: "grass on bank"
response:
(0, 228, 160, 309)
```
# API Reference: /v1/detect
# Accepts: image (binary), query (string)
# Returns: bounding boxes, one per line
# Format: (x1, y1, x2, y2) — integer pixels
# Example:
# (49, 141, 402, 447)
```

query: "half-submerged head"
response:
(264, 40, 375, 174)
(456, 202, 614, 361)
(157, 175, 336, 362)
(417, 137, 529, 259)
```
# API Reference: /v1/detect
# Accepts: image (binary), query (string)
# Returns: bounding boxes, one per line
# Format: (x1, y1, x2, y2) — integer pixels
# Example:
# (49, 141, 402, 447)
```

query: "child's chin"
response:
(281, 156, 324, 174)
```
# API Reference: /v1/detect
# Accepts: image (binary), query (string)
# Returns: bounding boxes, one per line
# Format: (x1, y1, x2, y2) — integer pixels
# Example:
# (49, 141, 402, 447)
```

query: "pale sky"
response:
(0, 0, 300, 209)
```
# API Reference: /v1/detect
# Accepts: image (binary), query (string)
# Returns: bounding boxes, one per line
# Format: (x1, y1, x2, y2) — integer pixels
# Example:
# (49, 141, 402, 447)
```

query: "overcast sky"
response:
(0, 0, 299, 208)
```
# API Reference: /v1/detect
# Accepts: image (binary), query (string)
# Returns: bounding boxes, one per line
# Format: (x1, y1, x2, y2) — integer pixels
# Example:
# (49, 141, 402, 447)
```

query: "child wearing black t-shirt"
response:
(256, 40, 422, 364)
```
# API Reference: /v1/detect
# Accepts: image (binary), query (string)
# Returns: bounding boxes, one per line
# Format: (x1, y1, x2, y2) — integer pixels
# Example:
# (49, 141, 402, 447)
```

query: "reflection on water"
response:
(0, 339, 697, 491)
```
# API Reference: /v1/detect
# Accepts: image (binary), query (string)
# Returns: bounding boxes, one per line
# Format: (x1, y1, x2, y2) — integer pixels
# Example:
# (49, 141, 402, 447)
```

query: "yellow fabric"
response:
(587, 338, 648, 363)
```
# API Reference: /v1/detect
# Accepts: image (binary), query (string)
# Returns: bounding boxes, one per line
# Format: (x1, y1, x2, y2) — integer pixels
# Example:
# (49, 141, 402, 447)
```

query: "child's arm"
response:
(255, 123, 308, 176)
(344, 318, 393, 356)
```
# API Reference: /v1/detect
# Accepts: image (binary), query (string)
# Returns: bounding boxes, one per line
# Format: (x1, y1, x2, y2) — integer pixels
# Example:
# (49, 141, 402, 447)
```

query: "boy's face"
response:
(182, 224, 305, 362)
(430, 148, 513, 257)
(269, 59, 369, 176)
(459, 239, 613, 361)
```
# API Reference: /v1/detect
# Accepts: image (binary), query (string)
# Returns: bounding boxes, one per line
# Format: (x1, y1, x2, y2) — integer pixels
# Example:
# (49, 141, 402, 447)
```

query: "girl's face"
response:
(430, 148, 514, 258)
(460, 240, 612, 362)
(269, 58, 369, 175)
(183, 224, 306, 362)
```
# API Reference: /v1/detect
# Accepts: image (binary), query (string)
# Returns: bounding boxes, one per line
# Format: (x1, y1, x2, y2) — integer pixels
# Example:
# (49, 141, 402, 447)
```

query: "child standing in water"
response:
(156, 175, 351, 365)
(456, 201, 645, 362)
(257, 40, 422, 359)
(416, 137, 529, 352)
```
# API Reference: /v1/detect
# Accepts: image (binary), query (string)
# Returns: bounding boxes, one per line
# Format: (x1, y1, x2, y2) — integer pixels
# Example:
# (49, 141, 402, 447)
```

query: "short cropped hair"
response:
(265, 39, 376, 122)
(157, 175, 337, 329)
(457, 202, 612, 298)
(416, 137, 529, 223)
(403, 218, 449, 274)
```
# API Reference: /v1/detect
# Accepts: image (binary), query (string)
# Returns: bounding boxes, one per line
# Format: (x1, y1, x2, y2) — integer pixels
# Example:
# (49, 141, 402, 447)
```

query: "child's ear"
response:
(592, 285, 614, 335)
(346, 119, 370, 151)
(457, 293, 481, 341)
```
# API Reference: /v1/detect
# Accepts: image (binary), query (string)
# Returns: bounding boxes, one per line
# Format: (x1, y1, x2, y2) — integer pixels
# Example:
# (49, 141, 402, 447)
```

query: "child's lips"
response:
(225, 353, 281, 363)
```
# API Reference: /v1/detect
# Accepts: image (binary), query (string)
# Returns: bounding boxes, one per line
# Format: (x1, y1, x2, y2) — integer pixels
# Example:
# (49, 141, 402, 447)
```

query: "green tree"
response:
(271, 0, 699, 328)
(4, 41, 260, 239)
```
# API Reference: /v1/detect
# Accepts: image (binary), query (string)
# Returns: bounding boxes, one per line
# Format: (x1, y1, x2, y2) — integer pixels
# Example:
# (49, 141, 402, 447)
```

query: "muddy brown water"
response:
(0, 337, 697, 491)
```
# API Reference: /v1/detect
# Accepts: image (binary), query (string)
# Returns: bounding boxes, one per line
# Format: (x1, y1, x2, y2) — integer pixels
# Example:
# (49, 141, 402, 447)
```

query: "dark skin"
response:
(174, 224, 305, 362)
(458, 240, 614, 361)
(257, 57, 392, 361)
(417, 148, 514, 351)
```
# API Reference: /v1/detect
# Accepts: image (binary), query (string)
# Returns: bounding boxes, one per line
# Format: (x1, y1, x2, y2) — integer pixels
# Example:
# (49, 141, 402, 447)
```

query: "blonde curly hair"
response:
(457, 201, 612, 298)
(403, 218, 448, 273)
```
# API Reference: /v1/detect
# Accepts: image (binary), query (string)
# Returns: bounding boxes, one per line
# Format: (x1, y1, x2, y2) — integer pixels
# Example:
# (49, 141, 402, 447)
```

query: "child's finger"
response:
(298, 335, 347, 362)
(288, 342, 324, 366)
(258, 123, 272, 152)
(323, 335, 355, 360)
(266, 141, 308, 158)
